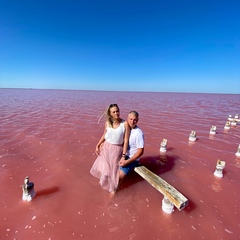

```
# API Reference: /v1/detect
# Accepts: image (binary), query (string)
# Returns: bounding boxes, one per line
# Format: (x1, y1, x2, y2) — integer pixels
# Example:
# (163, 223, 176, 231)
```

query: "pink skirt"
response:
(90, 141, 122, 192)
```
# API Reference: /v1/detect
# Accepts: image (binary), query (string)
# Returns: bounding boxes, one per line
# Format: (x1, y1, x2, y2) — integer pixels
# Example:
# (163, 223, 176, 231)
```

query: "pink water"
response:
(0, 89, 239, 240)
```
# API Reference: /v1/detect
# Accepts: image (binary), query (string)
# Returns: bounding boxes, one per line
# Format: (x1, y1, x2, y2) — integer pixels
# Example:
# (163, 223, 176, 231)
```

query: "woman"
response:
(90, 104, 130, 193)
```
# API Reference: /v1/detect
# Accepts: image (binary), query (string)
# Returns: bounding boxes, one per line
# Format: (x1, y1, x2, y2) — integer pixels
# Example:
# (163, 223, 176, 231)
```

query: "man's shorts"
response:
(120, 161, 140, 175)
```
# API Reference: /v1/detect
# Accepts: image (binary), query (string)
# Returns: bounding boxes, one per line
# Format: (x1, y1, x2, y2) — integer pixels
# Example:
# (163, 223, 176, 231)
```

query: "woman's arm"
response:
(95, 122, 107, 155)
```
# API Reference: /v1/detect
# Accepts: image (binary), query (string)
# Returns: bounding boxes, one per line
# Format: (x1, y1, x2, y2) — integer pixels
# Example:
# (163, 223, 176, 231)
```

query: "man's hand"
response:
(119, 158, 129, 167)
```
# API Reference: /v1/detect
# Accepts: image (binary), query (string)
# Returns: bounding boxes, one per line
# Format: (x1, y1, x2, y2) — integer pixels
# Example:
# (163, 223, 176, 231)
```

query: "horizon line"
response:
(0, 87, 239, 95)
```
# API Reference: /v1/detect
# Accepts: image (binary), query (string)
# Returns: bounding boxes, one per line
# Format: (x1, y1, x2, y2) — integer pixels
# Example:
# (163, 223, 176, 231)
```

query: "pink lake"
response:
(0, 89, 240, 240)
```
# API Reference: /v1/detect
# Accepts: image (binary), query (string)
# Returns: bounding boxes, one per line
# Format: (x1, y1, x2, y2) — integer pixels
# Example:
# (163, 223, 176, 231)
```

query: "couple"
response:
(90, 104, 144, 194)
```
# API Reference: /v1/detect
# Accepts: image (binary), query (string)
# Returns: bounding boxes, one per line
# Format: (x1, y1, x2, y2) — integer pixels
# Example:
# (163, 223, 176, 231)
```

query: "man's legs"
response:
(118, 161, 139, 190)
(117, 169, 126, 190)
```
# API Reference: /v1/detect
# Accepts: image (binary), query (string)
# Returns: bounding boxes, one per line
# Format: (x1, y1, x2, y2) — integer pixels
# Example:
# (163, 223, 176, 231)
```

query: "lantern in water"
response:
(160, 139, 168, 153)
(209, 126, 217, 135)
(235, 145, 240, 157)
(214, 160, 226, 178)
(22, 176, 36, 202)
(189, 131, 196, 141)
(224, 121, 231, 130)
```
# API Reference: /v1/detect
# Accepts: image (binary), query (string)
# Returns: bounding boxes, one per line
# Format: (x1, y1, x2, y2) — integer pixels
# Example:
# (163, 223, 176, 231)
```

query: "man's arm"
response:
(119, 148, 144, 167)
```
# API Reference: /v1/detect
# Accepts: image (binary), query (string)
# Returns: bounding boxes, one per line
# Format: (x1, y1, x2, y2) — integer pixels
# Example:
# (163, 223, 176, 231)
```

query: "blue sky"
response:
(0, 0, 239, 93)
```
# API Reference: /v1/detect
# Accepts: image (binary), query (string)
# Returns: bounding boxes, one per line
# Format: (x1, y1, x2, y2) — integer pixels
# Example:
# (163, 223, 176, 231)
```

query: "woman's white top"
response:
(105, 121, 125, 145)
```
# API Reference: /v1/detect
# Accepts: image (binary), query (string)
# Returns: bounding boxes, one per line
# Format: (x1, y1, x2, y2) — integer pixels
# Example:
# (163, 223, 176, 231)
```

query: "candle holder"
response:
(228, 114, 233, 121)
(235, 145, 240, 157)
(189, 131, 196, 141)
(162, 196, 174, 214)
(160, 139, 168, 153)
(234, 114, 239, 122)
(22, 176, 36, 202)
(209, 126, 217, 135)
(224, 121, 231, 130)
(214, 159, 226, 178)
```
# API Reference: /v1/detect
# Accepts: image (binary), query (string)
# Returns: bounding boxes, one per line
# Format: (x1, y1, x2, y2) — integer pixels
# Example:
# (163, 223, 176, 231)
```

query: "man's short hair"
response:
(129, 111, 139, 118)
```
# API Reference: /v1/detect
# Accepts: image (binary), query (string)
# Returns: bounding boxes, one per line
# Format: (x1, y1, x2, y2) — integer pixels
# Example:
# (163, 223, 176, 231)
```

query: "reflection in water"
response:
(223, 128, 230, 134)
(235, 158, 240, 168)
(156, 153, 168, 166)
(211, 179, 223, 192)
(209, 134, 215, 140)
(188, 140, 196, 147)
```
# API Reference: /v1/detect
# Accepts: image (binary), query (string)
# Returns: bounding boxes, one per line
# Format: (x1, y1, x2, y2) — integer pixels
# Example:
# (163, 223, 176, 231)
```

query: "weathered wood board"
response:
(134, 165, 188, 211)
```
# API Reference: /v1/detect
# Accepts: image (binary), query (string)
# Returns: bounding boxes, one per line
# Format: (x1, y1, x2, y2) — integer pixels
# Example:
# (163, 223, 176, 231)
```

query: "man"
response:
(118, 111, 144, 189)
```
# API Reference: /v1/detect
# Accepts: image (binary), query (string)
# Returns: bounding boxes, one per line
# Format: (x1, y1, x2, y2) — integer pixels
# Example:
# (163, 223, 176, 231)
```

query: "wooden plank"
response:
(134, 166, 188, 211)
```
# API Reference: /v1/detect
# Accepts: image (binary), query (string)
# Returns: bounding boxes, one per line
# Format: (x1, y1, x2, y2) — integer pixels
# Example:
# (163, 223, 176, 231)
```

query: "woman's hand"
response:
(95, 146, 100, 155)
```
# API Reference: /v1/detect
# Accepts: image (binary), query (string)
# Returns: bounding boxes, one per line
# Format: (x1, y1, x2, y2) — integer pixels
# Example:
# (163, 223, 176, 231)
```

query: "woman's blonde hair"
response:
(106, 104, 119, 127)
(97, 104, 119, 126)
